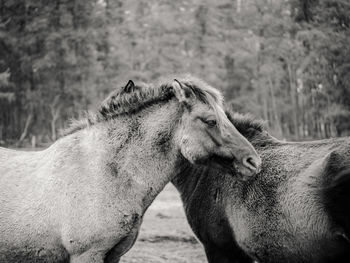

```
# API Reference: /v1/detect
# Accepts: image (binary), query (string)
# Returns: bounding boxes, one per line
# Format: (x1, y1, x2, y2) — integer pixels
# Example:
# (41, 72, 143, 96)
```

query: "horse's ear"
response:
(172, 79, 192, 108)
(123, 80, 135, 93)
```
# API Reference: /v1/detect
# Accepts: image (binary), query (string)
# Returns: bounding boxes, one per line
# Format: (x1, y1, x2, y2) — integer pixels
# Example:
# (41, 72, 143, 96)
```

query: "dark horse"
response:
(173, 113, 350, 263)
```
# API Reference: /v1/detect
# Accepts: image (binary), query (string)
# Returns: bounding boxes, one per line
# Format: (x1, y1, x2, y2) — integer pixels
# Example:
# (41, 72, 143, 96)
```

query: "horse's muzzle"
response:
(242, 155, 262, 174)
(231, 154, 261, 180)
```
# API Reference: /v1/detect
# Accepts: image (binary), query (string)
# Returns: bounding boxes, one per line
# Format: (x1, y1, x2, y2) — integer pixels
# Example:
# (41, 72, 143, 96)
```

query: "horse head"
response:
(171, 77, 261, 179)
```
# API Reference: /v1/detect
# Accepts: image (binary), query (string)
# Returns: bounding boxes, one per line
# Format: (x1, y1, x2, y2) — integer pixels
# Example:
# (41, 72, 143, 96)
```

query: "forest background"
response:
(0, 0, 349, 146)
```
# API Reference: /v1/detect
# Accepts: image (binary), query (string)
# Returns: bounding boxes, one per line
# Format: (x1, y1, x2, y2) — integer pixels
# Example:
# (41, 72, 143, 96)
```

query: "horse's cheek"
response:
(181, 141, 207, 164)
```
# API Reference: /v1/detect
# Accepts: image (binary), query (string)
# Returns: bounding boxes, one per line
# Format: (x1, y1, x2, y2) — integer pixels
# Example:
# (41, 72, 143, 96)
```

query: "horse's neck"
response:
(172, 164, 205, 203)
(104, 100, 184, 209)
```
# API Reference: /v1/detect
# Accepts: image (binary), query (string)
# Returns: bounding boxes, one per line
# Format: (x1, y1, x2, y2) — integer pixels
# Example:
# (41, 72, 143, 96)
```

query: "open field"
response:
(120, 184, 206, 263)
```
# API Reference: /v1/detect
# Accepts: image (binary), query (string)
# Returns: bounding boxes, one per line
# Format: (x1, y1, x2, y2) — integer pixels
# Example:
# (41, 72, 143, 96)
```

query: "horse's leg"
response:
(204, 243, 253, 263)
(104, 229, 139, 263)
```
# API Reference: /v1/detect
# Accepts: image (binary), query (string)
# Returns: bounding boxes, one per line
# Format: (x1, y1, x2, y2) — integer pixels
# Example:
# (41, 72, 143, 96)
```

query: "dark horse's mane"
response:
(62, 75, 224, 136)
(226, 111, 278, 144)
(227, 112, 265, 134)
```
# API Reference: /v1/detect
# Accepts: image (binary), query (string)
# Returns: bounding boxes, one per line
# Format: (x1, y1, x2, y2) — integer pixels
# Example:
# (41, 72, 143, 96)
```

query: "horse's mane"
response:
(226, 112, 277, 144)
(62, 75, 224, 136)
(227, 112, 265, 133)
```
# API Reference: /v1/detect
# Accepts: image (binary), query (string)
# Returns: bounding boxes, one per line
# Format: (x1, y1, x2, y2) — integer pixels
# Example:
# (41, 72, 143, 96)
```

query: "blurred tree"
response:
(0, 0, 349, 145)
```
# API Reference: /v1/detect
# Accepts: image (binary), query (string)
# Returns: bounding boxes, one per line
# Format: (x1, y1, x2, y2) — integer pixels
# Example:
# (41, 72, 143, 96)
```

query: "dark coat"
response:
(172, 113, 350, 263)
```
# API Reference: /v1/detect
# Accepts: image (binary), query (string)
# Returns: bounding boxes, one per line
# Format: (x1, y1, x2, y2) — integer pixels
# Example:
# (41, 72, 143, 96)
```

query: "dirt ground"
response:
(120, 184, 207, 263)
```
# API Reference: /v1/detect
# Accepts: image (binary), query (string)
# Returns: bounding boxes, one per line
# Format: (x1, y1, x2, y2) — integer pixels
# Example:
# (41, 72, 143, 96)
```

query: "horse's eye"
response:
(204, 119, 217, 128)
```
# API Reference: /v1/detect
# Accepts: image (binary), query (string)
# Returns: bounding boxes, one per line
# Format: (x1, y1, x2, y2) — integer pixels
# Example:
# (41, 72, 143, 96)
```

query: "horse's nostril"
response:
(243, 156, 261, 173)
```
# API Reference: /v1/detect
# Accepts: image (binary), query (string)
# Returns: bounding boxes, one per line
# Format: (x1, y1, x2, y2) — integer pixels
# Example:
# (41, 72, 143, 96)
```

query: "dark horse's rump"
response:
(173, 113, 350, 263)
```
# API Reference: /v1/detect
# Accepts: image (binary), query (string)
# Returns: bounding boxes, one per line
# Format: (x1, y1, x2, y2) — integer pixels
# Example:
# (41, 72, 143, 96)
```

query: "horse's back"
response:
(0, 146, 42, 173)
(0, 147, 44, 194)
(0, 146, 47, 225)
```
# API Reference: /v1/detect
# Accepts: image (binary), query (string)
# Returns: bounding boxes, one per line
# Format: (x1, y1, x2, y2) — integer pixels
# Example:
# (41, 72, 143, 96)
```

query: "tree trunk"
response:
(287, 61, 300, 139)
(262, 85, 269, 123)
(268, 74, 283, 137)
(300, 94, 306, 138)
(18, 112, 33, 144)
(50, 95, 61, 141)
(195, 5, 208, 72)
(237, 0, 241, 13)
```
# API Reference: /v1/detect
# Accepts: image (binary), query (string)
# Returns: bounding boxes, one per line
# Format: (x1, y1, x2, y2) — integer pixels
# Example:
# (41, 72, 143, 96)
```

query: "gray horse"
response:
(173, 113, 350, 263)
(0, 76, 261, 263)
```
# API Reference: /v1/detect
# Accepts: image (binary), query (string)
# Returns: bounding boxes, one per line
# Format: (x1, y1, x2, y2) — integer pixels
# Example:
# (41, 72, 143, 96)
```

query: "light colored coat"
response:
(0, 77, 260, 263)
